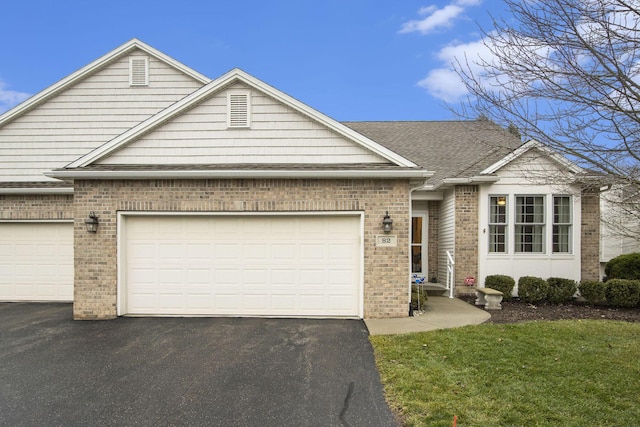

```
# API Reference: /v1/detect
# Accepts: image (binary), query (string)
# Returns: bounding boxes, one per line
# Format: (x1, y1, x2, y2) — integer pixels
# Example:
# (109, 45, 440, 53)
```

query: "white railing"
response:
(446, 251, 455, 298)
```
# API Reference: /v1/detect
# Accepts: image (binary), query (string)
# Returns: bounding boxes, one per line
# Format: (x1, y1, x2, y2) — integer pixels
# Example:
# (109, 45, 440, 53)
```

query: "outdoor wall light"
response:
(85, 211, 99, 233)
(382, 211, 393, 233)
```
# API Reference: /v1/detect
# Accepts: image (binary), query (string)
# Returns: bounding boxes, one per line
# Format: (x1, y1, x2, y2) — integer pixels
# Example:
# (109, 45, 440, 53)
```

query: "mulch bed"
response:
(457, 295, 640, 324)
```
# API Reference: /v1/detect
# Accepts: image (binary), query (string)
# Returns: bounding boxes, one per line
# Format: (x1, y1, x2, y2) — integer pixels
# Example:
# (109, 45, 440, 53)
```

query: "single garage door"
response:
(0, 222, 74, 301)
(122, 214, 361, 317)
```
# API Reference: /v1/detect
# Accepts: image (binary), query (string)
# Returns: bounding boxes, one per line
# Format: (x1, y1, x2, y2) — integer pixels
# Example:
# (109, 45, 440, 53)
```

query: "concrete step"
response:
(413, 282, 450, 296)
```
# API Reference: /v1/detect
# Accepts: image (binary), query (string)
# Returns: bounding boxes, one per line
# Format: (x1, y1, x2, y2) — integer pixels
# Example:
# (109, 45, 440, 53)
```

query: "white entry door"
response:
(122, 214, 362, 317)
(0, 222, 74, 301)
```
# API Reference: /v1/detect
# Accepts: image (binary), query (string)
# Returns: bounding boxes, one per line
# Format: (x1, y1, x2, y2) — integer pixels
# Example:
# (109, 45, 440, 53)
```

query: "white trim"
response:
(66, 69, 418, 168)
(481, 140, 583, 175)
(46, 168, 433, 180)
(0, 187, 73, 195)
(421, 175, 500, 191)
(117, 210, 365, 318)
(0, 219, 73, 223)
(0, 38, 210, 127)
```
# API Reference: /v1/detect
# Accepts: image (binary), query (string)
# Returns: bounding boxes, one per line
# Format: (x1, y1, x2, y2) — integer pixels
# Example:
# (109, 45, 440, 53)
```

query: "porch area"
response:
(365, 296, 490, 335)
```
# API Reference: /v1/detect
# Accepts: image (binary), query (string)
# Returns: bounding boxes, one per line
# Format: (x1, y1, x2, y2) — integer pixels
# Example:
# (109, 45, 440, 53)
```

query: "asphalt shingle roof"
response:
(343, 120, 523, 185)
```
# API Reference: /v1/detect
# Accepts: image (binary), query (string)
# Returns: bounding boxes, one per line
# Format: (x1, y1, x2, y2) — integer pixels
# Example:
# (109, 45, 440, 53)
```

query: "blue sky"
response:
(0, 0, 504, 121)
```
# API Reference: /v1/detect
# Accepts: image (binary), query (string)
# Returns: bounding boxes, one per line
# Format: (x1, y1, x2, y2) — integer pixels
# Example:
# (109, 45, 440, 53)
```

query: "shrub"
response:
(518, 276, 549, 304)
(546, 277, 578, 304)
(605, 279, 640, 308)
(604, 253, 640, 280)
(411, 285, 428, 310)
(579, 281, 607, 306)
(485, 275, 516, 301)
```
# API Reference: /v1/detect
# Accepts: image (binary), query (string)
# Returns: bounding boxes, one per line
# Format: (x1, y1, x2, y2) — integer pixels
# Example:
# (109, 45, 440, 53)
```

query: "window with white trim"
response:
(489, 196, 508, 253)
(553, 195, 572, 253)
(515, 195, 545, 253)
(411, 215, 426, 274)
(129, 57, 149, 86)
(227, 91, 251, 128)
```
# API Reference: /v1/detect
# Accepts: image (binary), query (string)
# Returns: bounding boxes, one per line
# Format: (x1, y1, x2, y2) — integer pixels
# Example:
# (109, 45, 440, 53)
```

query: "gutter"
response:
(0, 187, 74, 195)
(420, 175, 500, 191)
(45, 169, 435, 180)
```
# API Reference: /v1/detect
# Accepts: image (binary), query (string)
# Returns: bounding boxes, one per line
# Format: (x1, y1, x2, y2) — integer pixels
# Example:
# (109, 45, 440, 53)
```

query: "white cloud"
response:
(417, 68, 468, 103)
(0, 80, 30, 114)
(418, 38, 492, 102)
(400, 0, 482, 34)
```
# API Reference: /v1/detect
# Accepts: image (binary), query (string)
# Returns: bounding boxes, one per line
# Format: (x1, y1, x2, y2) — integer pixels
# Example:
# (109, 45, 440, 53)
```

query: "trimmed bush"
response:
(605, 279, 640, 308)
(579, 281, 607, 306)
(411, 285, 429, 310)
(546, 277, 578, 304)
(604, 253, 640, 280)
(485, 275, 516, 301)
(518, 276, 549, 304)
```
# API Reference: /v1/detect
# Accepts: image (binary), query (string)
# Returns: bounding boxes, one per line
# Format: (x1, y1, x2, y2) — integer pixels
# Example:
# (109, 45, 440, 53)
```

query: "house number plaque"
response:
(376, 235, 397, 247)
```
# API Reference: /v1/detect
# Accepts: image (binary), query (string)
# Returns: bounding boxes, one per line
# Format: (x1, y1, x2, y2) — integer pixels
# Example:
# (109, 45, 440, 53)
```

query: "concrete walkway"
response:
(365, 296, 491, 335)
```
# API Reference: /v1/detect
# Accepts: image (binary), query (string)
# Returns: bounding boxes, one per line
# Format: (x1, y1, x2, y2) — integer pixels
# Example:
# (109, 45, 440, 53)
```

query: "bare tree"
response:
(456, 0, 640, 180)
(455, 0, 640, 241)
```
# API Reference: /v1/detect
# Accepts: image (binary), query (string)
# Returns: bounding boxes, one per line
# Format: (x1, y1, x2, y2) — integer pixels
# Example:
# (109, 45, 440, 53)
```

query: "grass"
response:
(370, 320, 640, 426)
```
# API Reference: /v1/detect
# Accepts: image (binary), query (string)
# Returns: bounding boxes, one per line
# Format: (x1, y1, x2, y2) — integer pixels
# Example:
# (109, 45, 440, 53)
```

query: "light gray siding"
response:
(438, 189, 455, 285)
(0, 48, 205, 182)
(99, 83, 388, 165)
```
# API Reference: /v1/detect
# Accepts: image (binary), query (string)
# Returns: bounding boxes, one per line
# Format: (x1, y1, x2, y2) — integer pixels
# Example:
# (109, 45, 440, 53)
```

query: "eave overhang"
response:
(45, 168, 434, 180)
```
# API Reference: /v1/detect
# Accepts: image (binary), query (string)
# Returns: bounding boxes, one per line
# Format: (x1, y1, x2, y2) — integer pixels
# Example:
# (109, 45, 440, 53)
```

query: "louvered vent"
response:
(130, 57, 149, 86)
(227, 92, 250, 128)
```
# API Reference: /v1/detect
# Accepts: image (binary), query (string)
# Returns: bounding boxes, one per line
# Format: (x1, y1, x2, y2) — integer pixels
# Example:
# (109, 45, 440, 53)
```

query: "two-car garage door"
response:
(121, 214, 362, 317)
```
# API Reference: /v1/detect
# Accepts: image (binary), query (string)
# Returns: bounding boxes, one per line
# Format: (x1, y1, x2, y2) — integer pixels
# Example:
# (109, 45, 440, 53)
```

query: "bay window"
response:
(515, 196, 545, 253)
(488, 194, 573, 254)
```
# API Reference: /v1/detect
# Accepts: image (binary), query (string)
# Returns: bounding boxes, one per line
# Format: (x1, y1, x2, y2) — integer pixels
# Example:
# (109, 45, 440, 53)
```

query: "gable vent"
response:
(227, 91, 251, 128)
(130, 57, 149, 86)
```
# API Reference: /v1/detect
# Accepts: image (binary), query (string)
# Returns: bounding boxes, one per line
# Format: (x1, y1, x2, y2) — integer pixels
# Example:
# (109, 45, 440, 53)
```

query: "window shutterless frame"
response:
(488, 195, 508, 253)
(552, 195, 572, 253)
(514, 195, 545, 253)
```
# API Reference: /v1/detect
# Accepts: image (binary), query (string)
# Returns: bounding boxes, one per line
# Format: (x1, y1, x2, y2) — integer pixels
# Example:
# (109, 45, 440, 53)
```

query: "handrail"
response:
(446, 251, 455, 298)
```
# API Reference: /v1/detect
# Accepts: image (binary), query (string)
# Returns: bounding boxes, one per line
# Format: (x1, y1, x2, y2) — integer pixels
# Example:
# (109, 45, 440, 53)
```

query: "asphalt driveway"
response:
(0, 303, 398, 427)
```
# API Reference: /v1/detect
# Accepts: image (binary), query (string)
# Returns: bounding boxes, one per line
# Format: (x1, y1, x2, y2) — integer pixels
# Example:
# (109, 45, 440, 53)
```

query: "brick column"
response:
(454, 185, 479, 293)
(581, 188, 601, 281)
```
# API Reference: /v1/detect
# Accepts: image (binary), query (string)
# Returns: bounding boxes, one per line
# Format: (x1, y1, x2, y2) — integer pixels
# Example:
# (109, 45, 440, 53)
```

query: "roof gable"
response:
(0, 39, 210, 127)
(481, 140, 583, 175)
(0, 39, 212, 183)
(69, 69, 417, 168)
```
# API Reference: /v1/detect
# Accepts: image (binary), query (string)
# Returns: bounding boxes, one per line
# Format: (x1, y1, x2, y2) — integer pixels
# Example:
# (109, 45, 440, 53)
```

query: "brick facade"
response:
(454, 185, 479, 293)
(581, 189, 601, 281)
(72, 178, 410, 319)
(0, 194, 73, 220)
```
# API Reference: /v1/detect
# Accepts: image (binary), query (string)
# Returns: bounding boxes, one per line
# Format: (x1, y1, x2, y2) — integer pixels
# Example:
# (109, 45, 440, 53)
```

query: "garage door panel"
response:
(271, 269, 296, 285)
(0, 223, 73, 301)
(123, 215, 360, 317)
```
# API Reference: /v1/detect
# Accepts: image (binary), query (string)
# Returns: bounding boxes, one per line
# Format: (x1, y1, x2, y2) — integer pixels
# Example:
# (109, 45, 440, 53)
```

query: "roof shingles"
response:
(343, 120, 522, 185)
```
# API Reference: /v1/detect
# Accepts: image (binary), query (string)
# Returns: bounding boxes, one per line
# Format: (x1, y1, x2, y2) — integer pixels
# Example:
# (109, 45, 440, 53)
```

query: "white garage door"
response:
(122, 215, 361, 317)
(0, 222, 74, 301)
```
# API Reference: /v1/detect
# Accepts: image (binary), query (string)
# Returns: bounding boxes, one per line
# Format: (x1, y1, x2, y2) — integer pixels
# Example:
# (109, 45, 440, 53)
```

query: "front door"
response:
(411, 214, 427, 279)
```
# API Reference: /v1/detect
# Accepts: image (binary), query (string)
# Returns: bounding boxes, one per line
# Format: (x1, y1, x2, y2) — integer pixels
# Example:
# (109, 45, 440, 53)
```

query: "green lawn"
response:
(370, 320, 640, 427)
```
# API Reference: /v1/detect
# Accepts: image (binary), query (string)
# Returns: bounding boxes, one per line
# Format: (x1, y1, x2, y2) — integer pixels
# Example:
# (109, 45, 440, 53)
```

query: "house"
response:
(0, 39, 601, 319)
